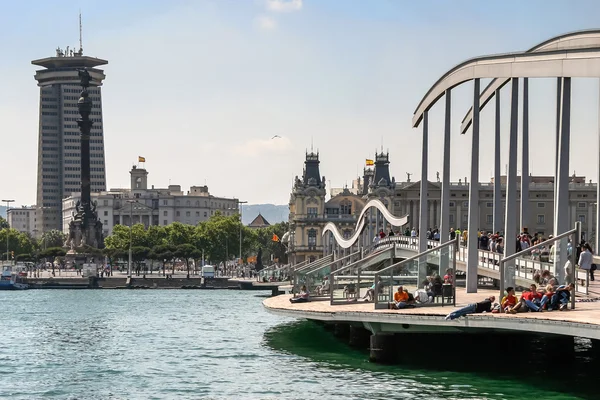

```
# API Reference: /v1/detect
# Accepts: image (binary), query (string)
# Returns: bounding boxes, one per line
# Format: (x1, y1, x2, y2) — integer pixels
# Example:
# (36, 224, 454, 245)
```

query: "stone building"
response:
(62, 166, 239, 237)
(7, 206, 37, 236)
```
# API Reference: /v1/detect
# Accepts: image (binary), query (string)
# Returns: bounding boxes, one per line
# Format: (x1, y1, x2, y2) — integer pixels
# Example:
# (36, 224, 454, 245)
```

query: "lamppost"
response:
(2, 199, 14, 263)
(127, 199, 136, 278)
(239, 200, 248, 263)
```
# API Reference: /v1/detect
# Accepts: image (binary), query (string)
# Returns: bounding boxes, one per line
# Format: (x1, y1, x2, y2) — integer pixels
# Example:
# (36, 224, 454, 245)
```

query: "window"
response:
(103, 200, 108, 206)
(163, 211, 168, 216)
(204, 212, 207, 217)
(163, 220, 168, 225)
(462, 201, 469, 208)
(307, 207, 318, 218)
(307, 229, 317, 247)
(186, 211, 190, 217)
(449, 214, 455, 224)
(176, 211, 180, 217)
(578, 202, 586, 208)
(537, 215, 545, 224)
(103, 211, 108, 216)
(486, 202, 493, 208)
(343, 229, 352, 239)
(449, 201, 455, 207)
(104, 220, 108, 225)
(462, 214, 468, 224)
(186, 201, 190, 206)
(537, 202, 545, 208)
(163, 200, 168, 205)
(196, 211, 200, 216)
(486, 215, 493, 224)
(340, 200, 352, 215)
(579, 215, 586, 223)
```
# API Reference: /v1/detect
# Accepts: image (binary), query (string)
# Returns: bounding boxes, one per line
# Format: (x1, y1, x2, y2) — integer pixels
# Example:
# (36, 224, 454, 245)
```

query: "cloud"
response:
(232, 136, 292, 157)
(265, 0, 303, 13)
(254, 15, 277, 31)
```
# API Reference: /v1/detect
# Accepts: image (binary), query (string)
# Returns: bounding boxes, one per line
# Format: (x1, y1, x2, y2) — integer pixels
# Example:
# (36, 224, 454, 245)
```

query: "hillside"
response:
(242, 204, 288, 225)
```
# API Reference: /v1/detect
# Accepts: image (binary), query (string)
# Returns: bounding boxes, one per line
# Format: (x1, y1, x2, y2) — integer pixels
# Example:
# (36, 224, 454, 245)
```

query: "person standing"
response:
(578, 243, 594, 281)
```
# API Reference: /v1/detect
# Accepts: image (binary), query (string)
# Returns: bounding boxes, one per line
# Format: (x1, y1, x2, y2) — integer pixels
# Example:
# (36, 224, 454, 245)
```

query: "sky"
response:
(2, 0, 600, 207)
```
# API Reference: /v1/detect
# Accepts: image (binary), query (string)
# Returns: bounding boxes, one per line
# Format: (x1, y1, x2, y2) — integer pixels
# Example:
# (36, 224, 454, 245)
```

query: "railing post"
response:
(572, 221, 581, 309)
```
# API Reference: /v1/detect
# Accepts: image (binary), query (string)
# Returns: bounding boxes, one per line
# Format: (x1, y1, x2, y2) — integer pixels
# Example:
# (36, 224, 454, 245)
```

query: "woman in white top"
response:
(578, 243, 594, 281)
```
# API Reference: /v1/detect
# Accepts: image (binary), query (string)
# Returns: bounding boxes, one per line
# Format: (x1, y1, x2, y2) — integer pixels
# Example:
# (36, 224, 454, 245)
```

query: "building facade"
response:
(287, 150, 598, 263)
(7, 206, 37, 236)
(33, 47, 108, 236)
(62, 166, 239, 237)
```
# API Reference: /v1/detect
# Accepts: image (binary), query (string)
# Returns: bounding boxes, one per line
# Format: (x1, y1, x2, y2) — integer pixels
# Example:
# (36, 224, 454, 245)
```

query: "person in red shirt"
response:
(519, 284, 543, 311)
(501, 287, 520, 313)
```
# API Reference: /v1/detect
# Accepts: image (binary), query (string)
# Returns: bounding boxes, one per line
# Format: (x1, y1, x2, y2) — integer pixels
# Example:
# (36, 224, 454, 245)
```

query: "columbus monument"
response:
(64, 68, 104, 253)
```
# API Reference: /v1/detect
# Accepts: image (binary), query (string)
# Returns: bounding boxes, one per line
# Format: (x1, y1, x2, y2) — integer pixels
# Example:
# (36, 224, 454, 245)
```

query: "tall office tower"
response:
(32, 47, 108, 236)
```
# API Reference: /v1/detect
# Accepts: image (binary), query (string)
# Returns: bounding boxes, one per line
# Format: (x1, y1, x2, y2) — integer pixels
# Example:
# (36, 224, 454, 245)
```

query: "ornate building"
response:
(288, 152, 327, 264)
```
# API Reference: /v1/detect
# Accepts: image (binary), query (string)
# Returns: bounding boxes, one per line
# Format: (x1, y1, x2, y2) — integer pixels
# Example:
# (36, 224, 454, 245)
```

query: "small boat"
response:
(0, 265, 29, 290)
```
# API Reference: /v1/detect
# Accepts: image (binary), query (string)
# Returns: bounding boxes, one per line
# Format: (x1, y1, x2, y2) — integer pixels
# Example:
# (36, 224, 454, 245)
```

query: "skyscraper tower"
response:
(32, 46, 107, 236)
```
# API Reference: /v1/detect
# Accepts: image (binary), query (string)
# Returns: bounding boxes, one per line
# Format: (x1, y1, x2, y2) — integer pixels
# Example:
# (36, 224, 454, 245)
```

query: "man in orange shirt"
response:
(394, 286, 409, 309)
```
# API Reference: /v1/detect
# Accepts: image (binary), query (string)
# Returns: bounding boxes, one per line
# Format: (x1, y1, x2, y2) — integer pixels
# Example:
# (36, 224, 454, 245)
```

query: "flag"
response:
(138, 156, 146, 163)
(272, 234, 280, 242)
(366, 159, 374, 166)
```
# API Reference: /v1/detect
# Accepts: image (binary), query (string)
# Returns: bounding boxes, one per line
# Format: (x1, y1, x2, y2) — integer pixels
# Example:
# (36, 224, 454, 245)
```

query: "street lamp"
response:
(126, 199, 136, 278)
(2, 199, 14, 263)
(239, 200, 248, 263)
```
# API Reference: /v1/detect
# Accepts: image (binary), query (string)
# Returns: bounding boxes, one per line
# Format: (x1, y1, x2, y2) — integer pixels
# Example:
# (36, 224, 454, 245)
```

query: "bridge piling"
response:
(348, 325, 371, 348)
(369, 334, 396, 364)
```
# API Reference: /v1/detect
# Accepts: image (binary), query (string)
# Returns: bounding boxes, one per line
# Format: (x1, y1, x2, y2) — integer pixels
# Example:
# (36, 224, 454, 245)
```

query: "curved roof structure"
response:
(459, 30, 600, 133)
(322, 199, 408, 249)
(412, 30, 600, 128)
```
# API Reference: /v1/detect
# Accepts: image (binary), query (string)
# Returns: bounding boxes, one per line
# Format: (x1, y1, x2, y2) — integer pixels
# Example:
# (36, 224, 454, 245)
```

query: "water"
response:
(0, 290, 595, 399)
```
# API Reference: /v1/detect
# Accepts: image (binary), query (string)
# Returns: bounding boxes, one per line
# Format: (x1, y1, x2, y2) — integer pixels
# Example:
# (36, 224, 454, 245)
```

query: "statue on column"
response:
(406, 172, 412, 182)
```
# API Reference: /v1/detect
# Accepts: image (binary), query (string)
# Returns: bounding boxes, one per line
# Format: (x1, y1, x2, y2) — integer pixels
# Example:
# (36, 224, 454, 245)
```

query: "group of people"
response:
(445, 282, 575, 320)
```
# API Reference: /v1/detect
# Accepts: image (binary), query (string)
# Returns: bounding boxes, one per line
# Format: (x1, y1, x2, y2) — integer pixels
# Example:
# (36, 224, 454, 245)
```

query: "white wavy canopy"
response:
(322, 199, 409, 249)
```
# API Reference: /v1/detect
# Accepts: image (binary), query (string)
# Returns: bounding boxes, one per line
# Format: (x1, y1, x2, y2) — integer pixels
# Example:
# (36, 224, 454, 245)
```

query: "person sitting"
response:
(445, 296, 496, 320)
(549, 283, 575, 311)
(393, 286, 409, 309)
(501, 287, 521, 314)
(290, 285, 310, 303)
(362, 277, 380, 302)
(539, 284, 556, 310)
(316, 276, 330, 295)
(519, 284, 543, 312)
(344, 282, 357, 300)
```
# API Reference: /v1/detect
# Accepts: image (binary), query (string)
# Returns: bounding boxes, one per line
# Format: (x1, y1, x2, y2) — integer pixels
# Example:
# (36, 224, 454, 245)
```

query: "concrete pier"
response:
(369, 334, 396, 364)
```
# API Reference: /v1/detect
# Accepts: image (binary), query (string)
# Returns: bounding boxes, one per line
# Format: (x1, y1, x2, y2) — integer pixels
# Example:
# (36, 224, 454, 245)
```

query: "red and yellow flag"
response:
(272, 234, 280, 242)
(366, 159, 374, 166)
(138, 156, 146, 163)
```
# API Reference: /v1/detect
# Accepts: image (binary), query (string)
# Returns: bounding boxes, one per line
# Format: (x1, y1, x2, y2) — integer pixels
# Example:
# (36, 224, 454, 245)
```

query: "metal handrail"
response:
(329, 246, 394, 277)
(498, 222, 581, 309)
(304, 250, 360, 275)
(294, 254, 334, 273)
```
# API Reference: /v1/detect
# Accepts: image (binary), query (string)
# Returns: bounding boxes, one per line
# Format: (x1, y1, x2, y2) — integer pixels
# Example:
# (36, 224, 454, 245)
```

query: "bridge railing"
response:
(374, 237, 458, 310)
(328, 247, 396, 305)
(295, 250, 362, 299)
(499, 222, 581, 309)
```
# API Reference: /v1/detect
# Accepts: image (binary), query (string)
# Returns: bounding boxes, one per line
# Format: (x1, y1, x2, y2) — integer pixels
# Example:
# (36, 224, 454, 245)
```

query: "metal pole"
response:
(440, 89, 451, 272)
(556, 78, 571, 284)
(239, 200, 248, 262)
(521, 78, 529, 233)
(504, 78, 520, 290)
(554, 78, 562, 239)
(2, 199, 14, 263)
(466, 78, 480, 293)
(597, 79, 600, 253)
(493, 89, 502, 234)
(128, 201, 133, 278)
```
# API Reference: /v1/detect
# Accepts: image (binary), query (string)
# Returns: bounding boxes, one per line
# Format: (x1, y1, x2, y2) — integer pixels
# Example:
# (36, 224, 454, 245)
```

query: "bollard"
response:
(369, 334, 396, 364)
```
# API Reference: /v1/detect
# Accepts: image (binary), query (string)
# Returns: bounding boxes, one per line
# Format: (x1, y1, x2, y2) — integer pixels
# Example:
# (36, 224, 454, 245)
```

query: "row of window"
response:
(42, 111, 57, 116)
(64, 159, 104, 164)
(63, 95, 101, 101)
(64, 132, 103, 137)
(63, 88, 100, 94)
(64, 138, 103, 144)
(41, 104, 58, 109)
(42, 125, 58, 130)
(64, 152, 104, 158)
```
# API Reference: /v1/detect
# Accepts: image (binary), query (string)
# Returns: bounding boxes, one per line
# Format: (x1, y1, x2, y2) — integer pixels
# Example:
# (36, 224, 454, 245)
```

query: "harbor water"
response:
(0, 290, 596, 399)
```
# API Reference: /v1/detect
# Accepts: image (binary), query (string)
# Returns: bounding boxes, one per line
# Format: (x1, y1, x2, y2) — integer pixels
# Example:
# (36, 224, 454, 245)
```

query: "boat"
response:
(0, 265, 29, 290)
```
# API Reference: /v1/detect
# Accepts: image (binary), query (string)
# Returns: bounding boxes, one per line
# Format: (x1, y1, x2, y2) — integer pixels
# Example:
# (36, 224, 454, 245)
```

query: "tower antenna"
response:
(79, 11, 83, 54)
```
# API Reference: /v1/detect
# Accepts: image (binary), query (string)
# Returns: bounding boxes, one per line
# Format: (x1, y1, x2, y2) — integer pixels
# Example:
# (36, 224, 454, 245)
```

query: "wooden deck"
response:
(264, 285, 600, 339)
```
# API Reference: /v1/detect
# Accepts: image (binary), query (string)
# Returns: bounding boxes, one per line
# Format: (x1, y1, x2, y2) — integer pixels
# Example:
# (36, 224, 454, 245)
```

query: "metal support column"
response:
(554, 78, 562, 238)
(521, 78, 529, 233)
(504, 78, 520, 290)
(555, 77, 571, 284)
(466, 78, 481, 293)
(419, 111, 429, 254)
(493, 89, 502, 234)
(597, 79, 600, 252)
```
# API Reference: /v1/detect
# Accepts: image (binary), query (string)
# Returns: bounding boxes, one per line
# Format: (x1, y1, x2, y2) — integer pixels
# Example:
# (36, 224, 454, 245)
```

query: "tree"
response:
(175, 243, 201, 279)
(41, 229, 66, 249)
(149, 244, 175, 276)
(131, 246, 151, 276)
(0, 216, 8, 230)
(39, 247, 66, 275)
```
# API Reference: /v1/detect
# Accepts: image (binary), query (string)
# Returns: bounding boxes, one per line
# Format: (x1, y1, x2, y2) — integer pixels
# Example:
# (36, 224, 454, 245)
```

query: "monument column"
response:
(588, 203, 593, 240)
(466, 78, 481, 293)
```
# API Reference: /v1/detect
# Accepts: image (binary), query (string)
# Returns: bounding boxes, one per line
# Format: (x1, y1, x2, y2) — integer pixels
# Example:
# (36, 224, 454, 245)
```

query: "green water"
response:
(0, 290, 593, 399)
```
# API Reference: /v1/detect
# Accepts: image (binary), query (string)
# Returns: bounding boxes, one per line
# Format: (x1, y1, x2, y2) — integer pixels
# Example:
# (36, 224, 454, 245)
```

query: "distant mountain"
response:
(0, 206, 5, 218)
(242, 204, 288, 225)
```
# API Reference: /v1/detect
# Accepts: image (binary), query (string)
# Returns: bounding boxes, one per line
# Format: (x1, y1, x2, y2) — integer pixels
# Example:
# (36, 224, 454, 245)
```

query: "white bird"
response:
(271, 135, 281, 139)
